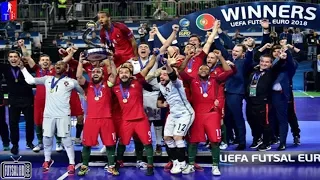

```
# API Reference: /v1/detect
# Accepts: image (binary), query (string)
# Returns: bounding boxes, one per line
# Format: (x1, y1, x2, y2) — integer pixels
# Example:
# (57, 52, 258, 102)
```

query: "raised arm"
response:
(202, 20, 219, 54)
(107, 58, 117, 86)
(62, 46, 78, 63)
(140, 53, 157, 77)
(159, 25, 179, 54)
(19, 62, 47, 85)
(76, 53, 86, 86)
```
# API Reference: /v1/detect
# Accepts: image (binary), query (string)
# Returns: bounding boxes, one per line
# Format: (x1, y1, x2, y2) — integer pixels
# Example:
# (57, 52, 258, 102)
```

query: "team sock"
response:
(106, 146, 116, 166)
(175, 140, 186, 162)
(43, 136, 53, 161)
(165, 145, 173, 161)
(154, 126, 163, 145)
(221, 124, 227, 144)
(76, 124, 83, 139)
(36, 126, 43, 144)
(187, 143, 198, 165)
(62, 137, 75, 164)
(134, 140, 144, 161)
(82, 146, 91, 166)
(165, 139, 177, 161)
(117, 144, 126, 161)
(211, 143, 220, 166)
(144, 144, 154, 166)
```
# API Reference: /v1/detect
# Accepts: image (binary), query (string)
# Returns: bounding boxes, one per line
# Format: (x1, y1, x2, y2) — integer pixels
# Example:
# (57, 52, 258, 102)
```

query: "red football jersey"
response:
(178, 51, 206, 102)
(112, 78, 145, 121)
(100, 22, 135, 67)
(32, 65, 55, 100)
(180, 72, 219, 114)
(84, 81, 112, 118)
(210, 65, 236, 99)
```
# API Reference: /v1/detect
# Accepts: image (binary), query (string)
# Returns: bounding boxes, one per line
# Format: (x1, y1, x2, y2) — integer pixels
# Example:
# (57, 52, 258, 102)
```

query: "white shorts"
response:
(143, 93, 161, 121)
(43, 116, 72, 138)
(164, 111, 194, 137)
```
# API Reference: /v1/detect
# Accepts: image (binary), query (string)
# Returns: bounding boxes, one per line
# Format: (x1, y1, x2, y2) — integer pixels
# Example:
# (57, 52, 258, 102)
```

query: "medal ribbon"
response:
(187, 58, 194, 70)
(11, 68, 20, 81)
(40, 69, 48, 77)
(93, 83, 102, 97)
(51, 75, 65, 90)
(119, 83, 129, 100)
(201, 80, 208, 95)
(210, 63, 218, 73)
(251, 71, 263, 86)
(105, 24, 114, 44)
(138, 57, 149, 70)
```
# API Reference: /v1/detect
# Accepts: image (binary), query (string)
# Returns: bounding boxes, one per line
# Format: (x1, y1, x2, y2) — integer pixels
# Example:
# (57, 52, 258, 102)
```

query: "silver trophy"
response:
(82, 21, 113, 61)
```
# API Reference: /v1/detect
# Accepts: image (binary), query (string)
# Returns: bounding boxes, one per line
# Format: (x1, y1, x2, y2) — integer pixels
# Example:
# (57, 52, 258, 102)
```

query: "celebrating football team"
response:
(0, 11, 303, 177)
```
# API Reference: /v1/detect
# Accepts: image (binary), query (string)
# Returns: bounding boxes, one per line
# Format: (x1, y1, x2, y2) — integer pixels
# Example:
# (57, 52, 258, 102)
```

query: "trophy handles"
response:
(82, 21, 101, 48)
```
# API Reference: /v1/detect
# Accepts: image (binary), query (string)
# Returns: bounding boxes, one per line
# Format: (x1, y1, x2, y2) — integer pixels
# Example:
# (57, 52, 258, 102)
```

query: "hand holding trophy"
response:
(82, 21, 114, 61)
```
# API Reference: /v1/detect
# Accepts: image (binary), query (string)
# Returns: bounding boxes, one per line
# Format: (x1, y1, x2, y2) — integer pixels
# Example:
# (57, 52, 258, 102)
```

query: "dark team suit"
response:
(215, 38, 254, 148)
(0, 79, 10, 147)
(270, 50, 297, 148)
(288, 62, 300, 138)
(246, 59, 284, 146)
(0, 64, 34, 148)
(216, 32, 270, 146)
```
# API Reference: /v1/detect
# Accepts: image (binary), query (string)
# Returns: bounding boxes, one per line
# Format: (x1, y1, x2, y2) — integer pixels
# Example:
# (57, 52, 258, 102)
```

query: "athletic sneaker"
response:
(212, 166, 221, 176)
(78, 165, 89, 176)
(107, 166, 119, 176)
(103, 163, 109, 170)
(26, 143, 35, 149)
(136, 160, 147, 170)
(293, 136, 300, 146)
(115, 160, 124, 169)
(164, 161, 173, 171)
(219, 142, 228, 150)
(56, 143, 63, 152)
(67, 164, 75, 174)
(155, 144, 162, 155)
(182, 164, 195, 174)
(3, 145, 10, 151)
(170, 160, 186, 174)
(42, 160, 54, 173)
(194, 163, 204, 171)
(258, 144, 271, 151)
(250, 138, 263, 149)
(100, 146, 106, 153)
(33, 144, 43, 152)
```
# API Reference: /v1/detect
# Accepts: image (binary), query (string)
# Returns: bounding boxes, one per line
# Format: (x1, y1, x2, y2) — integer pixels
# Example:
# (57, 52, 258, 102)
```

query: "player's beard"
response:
(92, 77, 103, 84)
(120, 79, 132, 88)
(199, 74, 209, 80)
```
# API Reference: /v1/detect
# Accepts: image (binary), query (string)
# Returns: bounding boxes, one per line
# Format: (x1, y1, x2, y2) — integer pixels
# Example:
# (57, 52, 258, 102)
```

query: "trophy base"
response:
(85, 48, 112, 61)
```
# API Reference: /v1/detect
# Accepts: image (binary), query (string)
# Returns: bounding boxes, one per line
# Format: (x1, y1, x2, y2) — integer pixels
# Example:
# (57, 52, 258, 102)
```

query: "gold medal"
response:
(15, 79, 18, 83)
(50, 89, 54, 93)
(123, 99, 128, 103)
(187, 69, 192, 73)
(95, 97, 99, 101)
(203, 93, 208, 97)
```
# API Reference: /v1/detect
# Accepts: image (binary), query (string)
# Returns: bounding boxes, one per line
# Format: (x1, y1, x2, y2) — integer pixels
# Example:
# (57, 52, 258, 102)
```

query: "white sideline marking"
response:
(57, 163, 82, 180)
(298, 90, 314, 98)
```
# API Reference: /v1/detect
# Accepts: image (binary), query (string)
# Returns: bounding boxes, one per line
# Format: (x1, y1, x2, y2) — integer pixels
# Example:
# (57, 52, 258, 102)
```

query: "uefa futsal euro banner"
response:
(158, 1, 320, 42)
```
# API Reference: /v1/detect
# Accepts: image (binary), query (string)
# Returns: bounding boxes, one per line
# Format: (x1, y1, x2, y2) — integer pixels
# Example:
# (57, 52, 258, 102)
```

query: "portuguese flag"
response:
(196, 13, 216, 31)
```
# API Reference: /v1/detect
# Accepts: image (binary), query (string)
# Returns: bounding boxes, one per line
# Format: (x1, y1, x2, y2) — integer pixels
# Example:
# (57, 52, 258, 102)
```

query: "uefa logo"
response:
(179, 18, 190, 28)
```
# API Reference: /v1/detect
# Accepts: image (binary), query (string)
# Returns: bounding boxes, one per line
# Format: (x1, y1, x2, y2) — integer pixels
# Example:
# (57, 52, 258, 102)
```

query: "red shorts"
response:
(218, 98, 225, 119)
(82, 118, 116, 146)
(113, 116, 122, 138)
(34, 98, 45, 126)
(70, 90, 84, 116)
(119, 116, 152, 145)
(188, 112, 221, 143)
